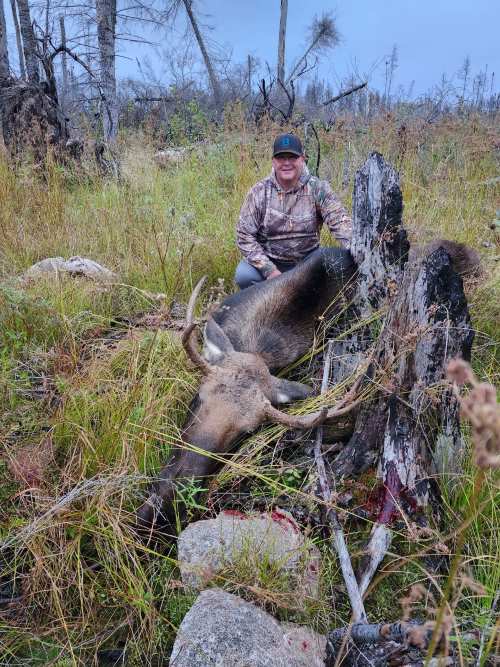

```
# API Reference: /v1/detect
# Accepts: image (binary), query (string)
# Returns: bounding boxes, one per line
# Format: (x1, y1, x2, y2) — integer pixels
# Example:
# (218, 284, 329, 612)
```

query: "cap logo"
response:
(283, 137, 290, 146)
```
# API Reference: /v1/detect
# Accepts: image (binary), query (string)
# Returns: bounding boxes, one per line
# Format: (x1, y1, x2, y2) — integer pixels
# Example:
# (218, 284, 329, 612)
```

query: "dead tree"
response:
(277, 0, 287, 84)
(58, 15, 68, 109)
(9, 0, 25, 78)
(327, 153, 474, 597)
(181, 0, 223, 113)
(285, 12, 339, 87)
(0, 0, 9, 79)
(16, 0, 38, 82)
(0, 75, 69, 157)
(96, 0, 118, 142)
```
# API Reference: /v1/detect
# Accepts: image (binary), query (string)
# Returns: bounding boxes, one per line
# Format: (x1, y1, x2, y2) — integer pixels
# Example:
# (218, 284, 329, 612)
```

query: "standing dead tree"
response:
(180, 0, 223, 113)
(96, 0, 118, 142)
(9, 0, 25, 79)
(255, 11, 340, 124)
(277, 0, 287, 85)
(16, 0, 38, 82)
(0, 0, 9, 79)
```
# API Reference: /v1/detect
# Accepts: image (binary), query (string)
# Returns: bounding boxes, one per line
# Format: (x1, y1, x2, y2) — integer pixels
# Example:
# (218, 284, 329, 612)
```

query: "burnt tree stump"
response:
(330, 154, 410, 477)
(326, 152, 474, 595)
(0, 76, 69, 160)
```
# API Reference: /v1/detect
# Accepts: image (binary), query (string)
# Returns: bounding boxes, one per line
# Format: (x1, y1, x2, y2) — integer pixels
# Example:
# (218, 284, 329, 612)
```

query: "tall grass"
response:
(0, 114, 498, 664)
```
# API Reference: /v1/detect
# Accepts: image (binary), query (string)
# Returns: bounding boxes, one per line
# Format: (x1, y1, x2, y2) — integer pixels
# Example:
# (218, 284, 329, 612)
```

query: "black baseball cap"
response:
(272, 133, 303, 157)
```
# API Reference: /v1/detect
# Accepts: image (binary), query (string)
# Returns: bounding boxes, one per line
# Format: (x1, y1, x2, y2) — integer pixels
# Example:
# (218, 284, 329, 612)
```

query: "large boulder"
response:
(169, 588, 326, 667)
(177, 509, 320, 598)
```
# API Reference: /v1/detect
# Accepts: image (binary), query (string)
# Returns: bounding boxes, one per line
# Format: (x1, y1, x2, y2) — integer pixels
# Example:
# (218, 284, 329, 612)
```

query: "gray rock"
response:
(177, 509, 320, 598)
(154, 147, 190, 168)
(169, 588, 326, 667)
(24, 256, 117, 282)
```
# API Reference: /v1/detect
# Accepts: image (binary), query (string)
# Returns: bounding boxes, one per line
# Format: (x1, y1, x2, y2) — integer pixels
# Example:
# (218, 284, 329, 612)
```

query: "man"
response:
(235, 133, 352, 289)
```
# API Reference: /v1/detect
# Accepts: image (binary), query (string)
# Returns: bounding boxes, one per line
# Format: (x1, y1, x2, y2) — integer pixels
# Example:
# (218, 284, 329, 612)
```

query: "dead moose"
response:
(136, 247, 357, 534)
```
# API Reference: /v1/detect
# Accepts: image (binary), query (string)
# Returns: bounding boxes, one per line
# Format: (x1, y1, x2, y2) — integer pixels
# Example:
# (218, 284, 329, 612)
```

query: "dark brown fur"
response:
(409, 239, 480, 277)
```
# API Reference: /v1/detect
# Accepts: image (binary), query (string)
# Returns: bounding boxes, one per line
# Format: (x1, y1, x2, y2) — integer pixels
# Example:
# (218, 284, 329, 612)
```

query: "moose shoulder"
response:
(136, 247, 356, 536)
(206, 247, 356, 369)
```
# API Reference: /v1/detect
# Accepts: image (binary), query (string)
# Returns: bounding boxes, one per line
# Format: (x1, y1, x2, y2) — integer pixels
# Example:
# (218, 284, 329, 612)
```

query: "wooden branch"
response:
(323, 81, 367, 106)
(309, 122, 321, 176)
(314, 341, 367, 624)
(357, 523, 391, 597)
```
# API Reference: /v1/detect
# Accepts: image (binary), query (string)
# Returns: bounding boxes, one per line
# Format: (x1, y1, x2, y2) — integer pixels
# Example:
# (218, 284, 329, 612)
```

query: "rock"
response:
(169, 588, 326, 667)
(177, 509, 320, 598)
(24, 256, 117, 282)
(154, 147, 190, 168)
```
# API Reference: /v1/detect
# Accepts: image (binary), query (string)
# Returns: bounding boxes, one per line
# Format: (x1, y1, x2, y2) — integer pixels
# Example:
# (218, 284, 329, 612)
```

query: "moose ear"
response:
(271, 377, 314, 405)
(203, 318, 235, 362)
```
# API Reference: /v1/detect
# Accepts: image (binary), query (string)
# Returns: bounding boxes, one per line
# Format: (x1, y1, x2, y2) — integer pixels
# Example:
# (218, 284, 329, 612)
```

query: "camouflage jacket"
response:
(236, 165, 352, 277)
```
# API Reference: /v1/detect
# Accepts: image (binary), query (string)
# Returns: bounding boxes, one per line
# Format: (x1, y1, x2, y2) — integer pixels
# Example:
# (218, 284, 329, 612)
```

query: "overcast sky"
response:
(125, 0, 499, 96)
(5, 0, 499, 97)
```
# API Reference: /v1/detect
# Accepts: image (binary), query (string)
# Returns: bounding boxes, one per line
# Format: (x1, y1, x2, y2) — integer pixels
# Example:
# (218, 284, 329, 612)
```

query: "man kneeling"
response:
(235, 133, 352, 289)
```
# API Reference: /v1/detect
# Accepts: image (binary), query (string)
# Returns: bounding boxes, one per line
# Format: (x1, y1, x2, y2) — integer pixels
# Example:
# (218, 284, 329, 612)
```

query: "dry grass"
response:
(0, 114, 498, 665)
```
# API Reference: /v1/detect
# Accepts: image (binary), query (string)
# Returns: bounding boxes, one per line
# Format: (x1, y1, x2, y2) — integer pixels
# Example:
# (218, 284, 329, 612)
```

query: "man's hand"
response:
(267, 269, 282, 280)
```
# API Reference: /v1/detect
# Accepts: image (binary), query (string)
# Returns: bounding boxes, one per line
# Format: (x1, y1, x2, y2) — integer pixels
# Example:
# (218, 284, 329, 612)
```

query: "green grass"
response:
(0, 115, 498, 664)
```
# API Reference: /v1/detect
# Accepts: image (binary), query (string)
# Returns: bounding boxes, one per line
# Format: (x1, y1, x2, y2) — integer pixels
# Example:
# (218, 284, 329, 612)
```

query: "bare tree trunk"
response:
(247, 54, 252, 97)
(16, 0, 39, 83)
(0, 0, 10, 78)
(181, 0, 222, 113)
(277, 0, 287, 84)
(96, 0, 118, 141)
(59, 15, 68, 108)
(9, 0, 25, 79)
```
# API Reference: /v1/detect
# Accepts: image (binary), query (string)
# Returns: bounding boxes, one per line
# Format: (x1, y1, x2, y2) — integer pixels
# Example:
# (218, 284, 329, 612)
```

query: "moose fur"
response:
(205, 247, 356, 369)
(136, 247, 356, 534)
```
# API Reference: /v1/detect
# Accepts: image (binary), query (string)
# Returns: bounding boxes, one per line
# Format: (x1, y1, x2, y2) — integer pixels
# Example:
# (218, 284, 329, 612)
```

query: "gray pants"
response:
(234, 249, 321, 289)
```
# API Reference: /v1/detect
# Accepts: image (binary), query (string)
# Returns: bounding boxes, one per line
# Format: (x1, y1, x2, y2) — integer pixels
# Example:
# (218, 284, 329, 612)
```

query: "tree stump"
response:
(330, 152, 410, 477)
(326, 152, 474, 596)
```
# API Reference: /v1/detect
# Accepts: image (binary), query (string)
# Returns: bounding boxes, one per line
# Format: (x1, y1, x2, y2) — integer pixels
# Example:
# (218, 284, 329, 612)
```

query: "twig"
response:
(323, 81, 367, 106)
(314, 340, 367, 624)
(357, 523, 392, 597)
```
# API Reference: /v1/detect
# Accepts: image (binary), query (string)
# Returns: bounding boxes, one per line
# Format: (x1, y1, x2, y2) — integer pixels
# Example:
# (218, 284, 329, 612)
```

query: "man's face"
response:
(272, 153, 305, 189)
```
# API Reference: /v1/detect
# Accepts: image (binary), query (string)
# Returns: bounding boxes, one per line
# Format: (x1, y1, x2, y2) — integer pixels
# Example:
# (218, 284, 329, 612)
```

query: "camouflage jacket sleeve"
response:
(314, 180, 352, 249)
(236, 183, 277, 277)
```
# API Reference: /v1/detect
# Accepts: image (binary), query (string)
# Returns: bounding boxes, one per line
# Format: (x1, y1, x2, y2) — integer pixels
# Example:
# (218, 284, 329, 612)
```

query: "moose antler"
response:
(185, 275, 207, 326)
(182, 276, 212, 374)
(266, 405, 328, 429)
(266, 368, 367, 430)
(182, 323, 211, 375)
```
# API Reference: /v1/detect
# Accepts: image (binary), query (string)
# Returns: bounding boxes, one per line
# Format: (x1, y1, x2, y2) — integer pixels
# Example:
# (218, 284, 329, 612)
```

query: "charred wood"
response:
(0, 75, 69, 159)
(327, 152, 474, 596)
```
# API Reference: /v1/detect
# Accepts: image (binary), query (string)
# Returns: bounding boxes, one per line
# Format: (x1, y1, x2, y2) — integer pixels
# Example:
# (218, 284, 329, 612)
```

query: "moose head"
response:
(136, 281, 328, 535)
